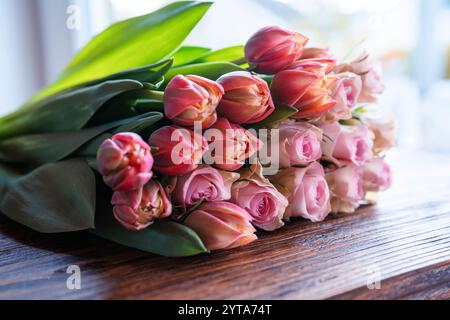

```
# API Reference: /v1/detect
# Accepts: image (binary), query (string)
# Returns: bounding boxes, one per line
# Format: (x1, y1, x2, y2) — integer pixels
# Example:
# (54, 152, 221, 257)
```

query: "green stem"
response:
(145, 90, 164, 101)
(230, 56, 247, 65)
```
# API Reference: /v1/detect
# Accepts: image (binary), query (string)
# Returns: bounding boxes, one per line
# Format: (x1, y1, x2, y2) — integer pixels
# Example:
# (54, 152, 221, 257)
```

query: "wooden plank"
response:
(0, 150, 449, 299)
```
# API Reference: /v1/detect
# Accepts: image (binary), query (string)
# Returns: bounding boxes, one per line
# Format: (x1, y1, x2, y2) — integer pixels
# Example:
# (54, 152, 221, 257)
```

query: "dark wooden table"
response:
(1, 149, 449, 300)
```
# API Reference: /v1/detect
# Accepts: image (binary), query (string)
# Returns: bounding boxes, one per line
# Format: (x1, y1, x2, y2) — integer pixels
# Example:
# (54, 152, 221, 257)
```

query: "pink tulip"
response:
(359, 109, 397, 154)
(169, 165, 240, 210)
(271, 59, 338, 119)
(112, 180, 172, 231)
(334, 52, 384, 103)
(320, 122, 374, 166)
(231, 163, 288, 231)
(245, 26, 309, 74)
(326, 164, 364, 213)
(184, 201, 257, 251)
(164, 75, 224, 128)
(301, 47, 335, 62)
(270, 162, 331, 222)
(217, 71, 275, 124)
(275, 120, 322, 168)
(97, 133, 153, 191)
(206, 117, 262, 171)
(148, 125, 208, 176)
(363, 157, 392, 192)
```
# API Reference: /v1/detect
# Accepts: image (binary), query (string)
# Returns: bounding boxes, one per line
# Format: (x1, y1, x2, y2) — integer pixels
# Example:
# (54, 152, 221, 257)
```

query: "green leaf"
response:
(0, 80, 143, 140)
(165, 62, 246, 85)
(0, 162, 21, 200)
(172, 46, 211, 66)
(0, 159, 96, 233)
(192, 45, 245, 64)
(247, 104, 299, 129)
(91, 197, 208, 257)
(0, 112, 163, 165)
(30, 1, 213, 102)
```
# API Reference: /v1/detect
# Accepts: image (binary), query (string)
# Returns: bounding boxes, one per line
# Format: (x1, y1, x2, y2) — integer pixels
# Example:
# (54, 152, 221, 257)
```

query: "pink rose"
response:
(359, 109, 397, 154)
(112, 180, 172, 231)
(169, 165, 240, 210)
(97, 133, 153, 191)
(363, 157, 392, 192)
(206, 117, 262, 171)
(217, 71, 275, 124)
(231, 163, 288, 231)
(318, 72, 362, 122)
(244, 26, 309, 74)
(275, 120, 322, 168)
(164, 75, 224, 128)
(148, 125, 208, 176)
(326, 164, 364, 213)
(270, 162, 331, 222)
(320, 122, 374, 166)
(184, 201, 257, 251)
(334, 52, 384, 103)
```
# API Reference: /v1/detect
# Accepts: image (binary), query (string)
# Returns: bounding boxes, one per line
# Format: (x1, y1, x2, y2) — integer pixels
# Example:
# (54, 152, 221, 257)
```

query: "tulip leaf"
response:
(29, 1, 213, 103)
(0, 162, 21, 200)
(164, 62, 246, 85)
(192, 45, 246, 64)
(0, 80, 143, 140)
(0, 159, 96, 233)
(172, 46, 211, 66)
(247, 104, 299, 129)
(91, 197, 208, 257)
(0, 112, 163, 165)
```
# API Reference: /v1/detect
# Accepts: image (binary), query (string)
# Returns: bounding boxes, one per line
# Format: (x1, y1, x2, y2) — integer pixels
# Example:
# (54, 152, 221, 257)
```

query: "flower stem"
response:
(231, 56, 247, 65)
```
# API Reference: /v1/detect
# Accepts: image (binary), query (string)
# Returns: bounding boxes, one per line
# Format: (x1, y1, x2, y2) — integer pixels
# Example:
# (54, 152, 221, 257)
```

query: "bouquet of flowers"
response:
(0, 1, 396, 257)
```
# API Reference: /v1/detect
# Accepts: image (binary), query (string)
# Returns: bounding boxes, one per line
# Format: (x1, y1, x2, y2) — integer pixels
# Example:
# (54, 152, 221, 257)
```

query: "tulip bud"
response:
(97, 133, 153, 191)
(206, 117, 262, 171)
(148, 125, 208, 176)
(271, 59, 338, 119)
(184, 201, 257, 251)
(112, 180, 172, 231)
(245, 26, 309, 74)
(164, 75, 224, 128)
(217, 71, 275, 124)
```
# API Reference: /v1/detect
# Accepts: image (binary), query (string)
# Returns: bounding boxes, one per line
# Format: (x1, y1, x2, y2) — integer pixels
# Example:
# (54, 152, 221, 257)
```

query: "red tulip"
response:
(271, 59, 338, 119)
(217, 71, 275, 124)
(148, 125, 208, 176)
(245, 26, 309, 74)
(164, 75, 224, 128)
(97, 133, 153, 191)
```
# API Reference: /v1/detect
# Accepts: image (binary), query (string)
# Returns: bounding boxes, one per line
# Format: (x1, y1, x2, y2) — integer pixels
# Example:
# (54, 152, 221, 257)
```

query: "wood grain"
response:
(0, 149, 449, 299)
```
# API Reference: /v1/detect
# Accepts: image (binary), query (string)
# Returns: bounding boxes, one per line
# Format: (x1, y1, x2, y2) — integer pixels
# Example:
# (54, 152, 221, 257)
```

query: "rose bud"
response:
(271, 59, 338, 119)
(244, 26, 308, 74)
(164, 75, 224, 128)
(363, 157, 392, 192)
(169, 165, 240, 211)
(270, 162, 331, 222)
(359, 109, 397, 154)
(148, 125, 208, 176)
(334, 52, 384, 103)
(274, 120, 322, 168)
(184, 201, 257, 251)
(216, 71, 275, 124)
(317, 72, 362, 123)
(206, 117, 262, 171)
(97, 132, 153, 191)
(231, 163, 288, 231)
(112, 180, 172, 231)
(326, 164, 364, 214)
(320, 122, 374, 166)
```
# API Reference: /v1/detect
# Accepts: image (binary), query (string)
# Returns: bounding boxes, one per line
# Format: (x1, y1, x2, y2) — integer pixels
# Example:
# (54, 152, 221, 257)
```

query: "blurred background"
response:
(1, 0, 450, 153)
